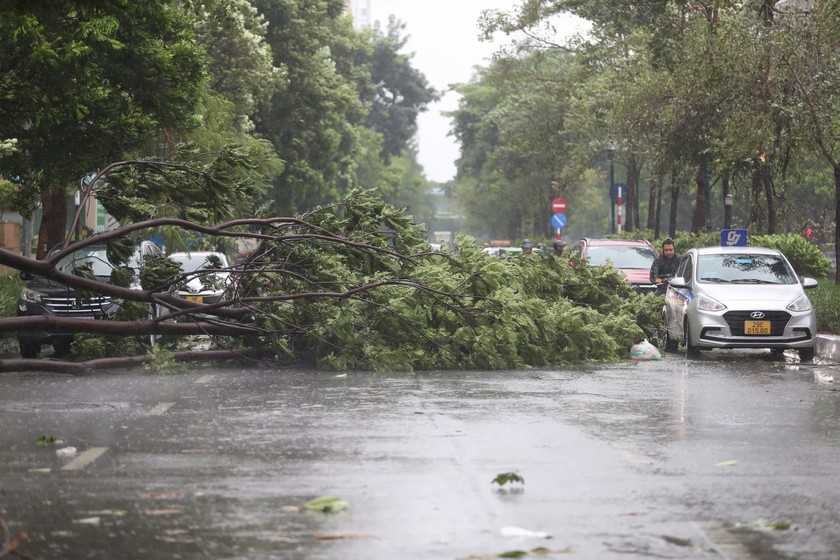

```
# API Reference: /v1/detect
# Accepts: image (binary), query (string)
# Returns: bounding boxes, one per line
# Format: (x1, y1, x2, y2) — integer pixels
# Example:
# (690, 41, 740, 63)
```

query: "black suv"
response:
(16, 240, 162, 358)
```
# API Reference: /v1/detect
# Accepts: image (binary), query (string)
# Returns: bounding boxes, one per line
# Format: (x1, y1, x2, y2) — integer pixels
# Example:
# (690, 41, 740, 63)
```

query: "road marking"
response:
(61, 447, 109, 471)
(147, 402, 175, 416)
(194, 375, 215, 384)
(694, 521, 756, 559)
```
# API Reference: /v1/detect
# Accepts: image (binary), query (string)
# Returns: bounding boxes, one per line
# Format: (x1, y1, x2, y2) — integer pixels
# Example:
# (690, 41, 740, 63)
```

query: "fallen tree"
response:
(0, 189, 662, 374)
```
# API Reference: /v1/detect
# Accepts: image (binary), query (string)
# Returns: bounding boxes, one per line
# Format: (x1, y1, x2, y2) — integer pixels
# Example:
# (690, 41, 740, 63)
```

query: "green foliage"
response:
(751, 234, 833, 279)
(139, 254, 184, 292)
(671, 232, 832, 279)
(0, 2, 206, 224)
(36, 435, 62, 446)
(492, 472, 524, 486)
(143, 346, 186, 374)
(808, 282, 840, 335)
(238, 190, 655, 371)
(0, 272, 24, 318)
(303, 495, 349, 513)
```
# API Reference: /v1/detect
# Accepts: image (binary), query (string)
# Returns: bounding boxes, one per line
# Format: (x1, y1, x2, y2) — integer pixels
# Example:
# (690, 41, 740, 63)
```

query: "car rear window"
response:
(586, 245, 657, 268)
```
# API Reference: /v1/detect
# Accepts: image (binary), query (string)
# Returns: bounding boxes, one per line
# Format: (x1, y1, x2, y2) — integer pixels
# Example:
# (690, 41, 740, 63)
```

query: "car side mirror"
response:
(669, 277, 687, 288)
(19, 270, 32, 281)
(802, 277, 818, 289)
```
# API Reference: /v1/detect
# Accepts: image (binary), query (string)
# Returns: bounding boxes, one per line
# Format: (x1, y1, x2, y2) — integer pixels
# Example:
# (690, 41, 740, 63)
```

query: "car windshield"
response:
(171, 253, 228, 273)
(586, 245, 656, 268)
(56, 247, 140, 277)
(697, 254, 798, 285)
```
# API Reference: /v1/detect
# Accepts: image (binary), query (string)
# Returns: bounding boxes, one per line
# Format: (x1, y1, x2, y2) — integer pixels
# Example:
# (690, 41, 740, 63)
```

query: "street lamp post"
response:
(724, 193, 733, 229)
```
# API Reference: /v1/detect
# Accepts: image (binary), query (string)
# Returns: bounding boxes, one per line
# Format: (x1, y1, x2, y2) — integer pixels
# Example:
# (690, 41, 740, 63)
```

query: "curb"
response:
(816, 334, 840, 363)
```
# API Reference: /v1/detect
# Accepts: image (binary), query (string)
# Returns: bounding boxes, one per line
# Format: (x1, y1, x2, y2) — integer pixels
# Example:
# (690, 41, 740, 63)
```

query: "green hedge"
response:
(611, 231, 831, 279)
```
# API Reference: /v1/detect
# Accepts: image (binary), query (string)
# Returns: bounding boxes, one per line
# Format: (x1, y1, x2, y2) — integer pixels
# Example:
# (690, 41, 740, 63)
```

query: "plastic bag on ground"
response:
(629, 339, 662, 361)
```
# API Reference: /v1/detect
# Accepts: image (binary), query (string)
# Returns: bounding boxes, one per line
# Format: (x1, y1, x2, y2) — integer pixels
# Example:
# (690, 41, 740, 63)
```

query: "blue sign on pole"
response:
(610, 183, 626, 203)
(721, 229, 748, 246)
(551, 213, 567, 229)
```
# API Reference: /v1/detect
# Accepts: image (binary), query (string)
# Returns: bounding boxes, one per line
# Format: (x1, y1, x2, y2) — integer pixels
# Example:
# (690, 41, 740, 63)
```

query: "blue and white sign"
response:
(721, 229, 748, 246)
(551, 213, 567, 229)
(610, 183, 626, 203)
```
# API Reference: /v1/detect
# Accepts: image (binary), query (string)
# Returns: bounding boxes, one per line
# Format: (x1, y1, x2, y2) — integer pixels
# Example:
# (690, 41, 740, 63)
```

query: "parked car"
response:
(16, 239, 162, 358)
(569, 238, 658, 293)
(167, 251, 232, 306)
(661, 246, 818, 361)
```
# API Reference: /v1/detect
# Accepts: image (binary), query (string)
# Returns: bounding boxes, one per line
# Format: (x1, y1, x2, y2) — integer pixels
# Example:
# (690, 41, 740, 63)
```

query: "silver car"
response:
(662, 246, 818, 361)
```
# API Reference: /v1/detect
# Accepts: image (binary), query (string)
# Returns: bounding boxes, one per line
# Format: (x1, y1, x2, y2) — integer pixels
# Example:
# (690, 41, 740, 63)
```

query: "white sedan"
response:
(168, 251, 232, 306)
(662, 246, 818, 361)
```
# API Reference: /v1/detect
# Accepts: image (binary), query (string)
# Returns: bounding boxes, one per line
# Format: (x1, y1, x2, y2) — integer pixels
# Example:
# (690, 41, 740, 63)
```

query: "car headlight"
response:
(696, 293, 726, 311)
(787, 294, 812, 312)
(20, 288, 44, 304)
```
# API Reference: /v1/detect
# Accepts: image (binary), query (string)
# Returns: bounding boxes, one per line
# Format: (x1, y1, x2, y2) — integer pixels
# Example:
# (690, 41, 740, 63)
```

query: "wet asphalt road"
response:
(1, 351, 840, 559)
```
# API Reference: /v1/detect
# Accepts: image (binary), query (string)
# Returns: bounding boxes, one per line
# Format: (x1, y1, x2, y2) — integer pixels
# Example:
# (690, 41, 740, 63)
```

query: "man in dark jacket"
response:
(649, 238, 681, 296)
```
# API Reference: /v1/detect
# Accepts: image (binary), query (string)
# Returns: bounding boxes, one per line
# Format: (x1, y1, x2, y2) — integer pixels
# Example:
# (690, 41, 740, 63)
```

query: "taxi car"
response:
(661, 246, 818, 361)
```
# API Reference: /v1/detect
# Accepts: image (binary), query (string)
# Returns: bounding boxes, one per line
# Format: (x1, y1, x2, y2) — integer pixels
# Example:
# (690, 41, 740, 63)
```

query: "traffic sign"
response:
(551, 197, 567, 213)
(721, 229, 747, 246)
(610, 183, 625, 203)
(551, 213, 567, 229)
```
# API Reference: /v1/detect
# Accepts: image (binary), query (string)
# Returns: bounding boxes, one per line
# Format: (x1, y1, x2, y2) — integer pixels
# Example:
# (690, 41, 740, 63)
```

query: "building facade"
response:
(347, 0, 372, 29)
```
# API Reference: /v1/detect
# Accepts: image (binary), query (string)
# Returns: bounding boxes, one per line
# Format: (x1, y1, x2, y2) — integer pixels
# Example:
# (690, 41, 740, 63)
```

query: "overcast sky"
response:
(371, 0, 586, 183)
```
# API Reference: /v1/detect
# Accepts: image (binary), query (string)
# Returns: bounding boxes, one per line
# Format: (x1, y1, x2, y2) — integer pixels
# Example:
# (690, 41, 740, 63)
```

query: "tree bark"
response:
(647, 172, 659, 232)
(835, 165, 840, 285)
(669, 168, 679, 238)
(763, 166, 776, 234)
(691, 162, 707, 233)
(627, 154, 642, 232)
(654, 173, 664, 239)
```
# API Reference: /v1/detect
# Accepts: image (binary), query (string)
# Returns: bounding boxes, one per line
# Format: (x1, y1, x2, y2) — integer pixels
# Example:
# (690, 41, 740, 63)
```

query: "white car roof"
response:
(692, 246, 782, 256)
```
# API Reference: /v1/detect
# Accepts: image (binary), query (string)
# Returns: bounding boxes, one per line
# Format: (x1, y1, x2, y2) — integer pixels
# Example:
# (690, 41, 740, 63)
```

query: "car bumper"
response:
(689, 307, 816, 349)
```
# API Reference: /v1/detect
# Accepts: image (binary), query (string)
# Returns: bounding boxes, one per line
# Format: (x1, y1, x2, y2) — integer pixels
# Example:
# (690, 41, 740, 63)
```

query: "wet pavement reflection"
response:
(1, 350, 839, 558)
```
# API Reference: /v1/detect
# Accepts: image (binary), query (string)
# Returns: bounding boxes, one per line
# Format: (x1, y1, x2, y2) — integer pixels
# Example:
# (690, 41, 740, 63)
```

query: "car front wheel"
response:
(799, 347, 815, 363)
(684, 321, 700, 358)
(19, 340, 40, 359)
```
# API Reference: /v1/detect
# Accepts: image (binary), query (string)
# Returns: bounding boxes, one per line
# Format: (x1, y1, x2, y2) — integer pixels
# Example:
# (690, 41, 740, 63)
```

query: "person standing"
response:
(650, 237, 681, 296)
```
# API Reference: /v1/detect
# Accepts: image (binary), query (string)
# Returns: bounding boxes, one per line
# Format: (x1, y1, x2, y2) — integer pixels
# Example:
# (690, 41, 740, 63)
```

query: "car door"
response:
(665, 253, 693, 341)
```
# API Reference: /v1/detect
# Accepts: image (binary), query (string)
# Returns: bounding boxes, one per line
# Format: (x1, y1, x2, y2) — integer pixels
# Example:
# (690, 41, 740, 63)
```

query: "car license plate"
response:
(744, 320, 770, 335)
(186, 295, 203, 303)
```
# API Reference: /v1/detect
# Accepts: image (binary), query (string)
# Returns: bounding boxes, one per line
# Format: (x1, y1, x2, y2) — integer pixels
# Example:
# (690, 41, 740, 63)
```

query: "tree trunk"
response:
(654, 173, 664, 239)
(669, 168, 679, 238)
(691, 162, 707, 233)
(763, 166, 776, 234)
(647, 173, 659, 231)
(37, 189, 68, 259)
(627, 154, 642, 232)
(835, 165, 840, 285)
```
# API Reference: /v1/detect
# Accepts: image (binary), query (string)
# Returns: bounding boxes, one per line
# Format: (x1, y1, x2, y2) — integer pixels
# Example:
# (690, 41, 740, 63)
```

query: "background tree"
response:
(188, 0, 286, 134)
(0, 1, 206, 257)
(252, 0, 369, 214)
(361, 16, 440, 164)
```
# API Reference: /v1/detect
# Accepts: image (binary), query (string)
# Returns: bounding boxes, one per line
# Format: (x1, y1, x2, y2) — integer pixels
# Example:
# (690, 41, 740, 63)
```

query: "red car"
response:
(569, 238, 658, 293)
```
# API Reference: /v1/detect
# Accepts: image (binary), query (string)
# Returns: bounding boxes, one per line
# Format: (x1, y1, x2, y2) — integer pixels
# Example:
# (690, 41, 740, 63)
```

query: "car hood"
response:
(620, 268, 653, 284)
(24, 275, 111, 294)
(694, 282, 807, 306)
